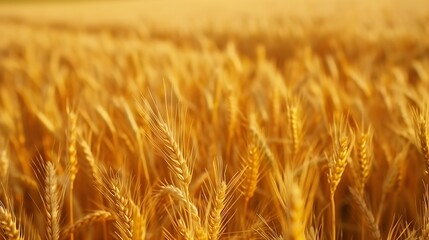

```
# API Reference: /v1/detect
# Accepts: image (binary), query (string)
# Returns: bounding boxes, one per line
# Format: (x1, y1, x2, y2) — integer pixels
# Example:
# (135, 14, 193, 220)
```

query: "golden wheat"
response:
(208, 181, 226, 240)
(350, 188, 382, 240)
(355, 126, 373, 196)
(0, 205, 22, 240)
(43, 161, 61, 240)
(108, 177, 134, 240)
(0, 1, 428, 239)
(61, 210, 113, 239)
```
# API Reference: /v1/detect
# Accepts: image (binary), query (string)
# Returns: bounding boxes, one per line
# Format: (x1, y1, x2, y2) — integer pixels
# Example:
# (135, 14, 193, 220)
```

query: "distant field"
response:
(1, 1, 429, 240)
(0, 0, 427, 28)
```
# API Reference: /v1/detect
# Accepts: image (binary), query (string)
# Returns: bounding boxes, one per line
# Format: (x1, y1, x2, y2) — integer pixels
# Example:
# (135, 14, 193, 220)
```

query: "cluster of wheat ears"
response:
(0, 9, 429, 240)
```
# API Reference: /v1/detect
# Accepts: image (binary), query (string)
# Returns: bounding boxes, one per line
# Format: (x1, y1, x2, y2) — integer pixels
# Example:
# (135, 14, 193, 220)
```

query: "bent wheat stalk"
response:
(350, 188, 381, 240)
(142, 100, 192, 196)
(60, 210, 114, 240)
(328, 116, 353, 240)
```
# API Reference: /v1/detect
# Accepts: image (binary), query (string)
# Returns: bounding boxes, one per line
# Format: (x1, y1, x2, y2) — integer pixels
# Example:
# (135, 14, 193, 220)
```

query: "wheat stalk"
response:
(121, 98, 150, 183)
(350, 188, 381, 240)
(158, 184, 200, 224)
(249, 114, 277, 168)
(61, 210, 113, 239)
(377, 145, 409, 225)
(78, 136, 103, 189)
(288, 179, 306, 240)
(226, 93, 239, 159)
(142, 100, 192, 196)
(328, 116, 353, 240)
(132, 207, 146, 240)
(96, 105, 116, 134)
(78, 135, 109, 239)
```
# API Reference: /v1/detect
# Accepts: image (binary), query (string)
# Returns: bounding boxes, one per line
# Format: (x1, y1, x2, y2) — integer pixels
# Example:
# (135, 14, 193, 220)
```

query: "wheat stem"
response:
(350, 188, 381, 240)
(289, 180, 305, 240)
(328, 116, 352, 240)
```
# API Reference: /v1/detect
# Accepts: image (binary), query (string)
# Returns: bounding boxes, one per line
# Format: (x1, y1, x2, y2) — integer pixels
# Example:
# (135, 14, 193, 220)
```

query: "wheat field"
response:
(0, 0, 429, 239)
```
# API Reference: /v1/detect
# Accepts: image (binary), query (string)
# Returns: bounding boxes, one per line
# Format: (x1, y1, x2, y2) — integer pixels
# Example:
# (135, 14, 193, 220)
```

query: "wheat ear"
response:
(288, 179, 306, 240)
(0, 149, 9, 183)
(356, 126, 373, 196)
(240, 134, 262, 210)
(415, 109, 429, 175)
(287, 101, 301, 158)
(132, 209, 146, 240)
(354, 126, 373, 240)
(270, 169, 307, 240)
(328, 116, 353, 240)
(376, 145, 408, 225)
(143, 101, 191, 196)
(158, 184, 200, 224)
(67, 110, 78, 240)
(109, 177, 134, 240)
(78, 135, 110, 239)
(249, 114, 277, 168)
(226, 93, 239, 160)
(60, 210, 113, 239)
(78, 136, 102, 189)
(328, 135, 352, 195)
(11, 174, 38, 191)
(122, 98, 150, 183)
(208, 181, 227, 240)
(306, 226, 318, 240)
(44, 161, 60, 240)
(177, 218, 193, 240)
(0, 205, 23, 240)
(350, 188, 381, 240)
(272, 89, 281, 135)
